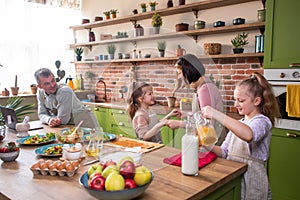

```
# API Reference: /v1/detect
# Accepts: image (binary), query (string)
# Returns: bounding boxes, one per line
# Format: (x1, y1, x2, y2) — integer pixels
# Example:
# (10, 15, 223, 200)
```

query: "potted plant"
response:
(110, 9, 118, 18)
(151, 13, 162, 34)
(74, 47, 83, 61)
(30, 84, 37, 94)
(106, 44, 116, 59)
(140, 3, 147, 12)
(103, 11, 111, 19)
(157, 41, 166, 57)
(231, 32, 249, 54)
(149, 1, 158, 11)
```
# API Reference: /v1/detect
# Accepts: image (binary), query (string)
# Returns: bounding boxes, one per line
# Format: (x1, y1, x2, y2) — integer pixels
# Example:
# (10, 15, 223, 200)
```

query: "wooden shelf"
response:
(71, 22, 265, 48)
(73, 53, 264, 64)
(70, 0, 259, 31)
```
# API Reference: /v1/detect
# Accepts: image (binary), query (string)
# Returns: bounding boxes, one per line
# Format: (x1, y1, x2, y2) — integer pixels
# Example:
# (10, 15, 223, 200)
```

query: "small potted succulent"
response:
(140, 3, 147, 12)
(110, 9, 118, 18)
(157, 41, 166, 57)
(106, 44, 116, 60)
(151, 13, 162, 34)
(74, 47, 84, 61)
(103, 11, 111, 19)
(30, 84, 37, 94)
(149, 1, 158, 11)
(231, 32, 249, 54)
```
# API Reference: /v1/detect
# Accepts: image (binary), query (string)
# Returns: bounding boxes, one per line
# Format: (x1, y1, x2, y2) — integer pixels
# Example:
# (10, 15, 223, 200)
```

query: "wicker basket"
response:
(204, 43, 221, 55)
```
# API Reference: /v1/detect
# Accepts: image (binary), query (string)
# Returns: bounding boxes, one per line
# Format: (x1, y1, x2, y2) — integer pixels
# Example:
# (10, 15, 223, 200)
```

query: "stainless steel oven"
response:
(264, 69, 300, 131)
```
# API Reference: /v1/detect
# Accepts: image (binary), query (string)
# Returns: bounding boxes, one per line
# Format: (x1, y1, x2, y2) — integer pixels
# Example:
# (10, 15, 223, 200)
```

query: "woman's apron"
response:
(227, 134, 271, 200)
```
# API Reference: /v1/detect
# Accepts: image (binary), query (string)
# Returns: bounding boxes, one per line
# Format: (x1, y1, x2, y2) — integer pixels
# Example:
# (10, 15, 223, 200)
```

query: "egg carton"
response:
(30, 166, 79, 177)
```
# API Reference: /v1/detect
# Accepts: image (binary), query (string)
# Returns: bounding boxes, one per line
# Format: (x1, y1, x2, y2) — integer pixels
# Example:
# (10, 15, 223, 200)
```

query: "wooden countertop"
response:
(0, 124, 247, 199)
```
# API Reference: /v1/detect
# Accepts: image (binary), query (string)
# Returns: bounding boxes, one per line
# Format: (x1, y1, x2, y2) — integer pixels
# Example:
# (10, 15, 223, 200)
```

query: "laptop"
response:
(0, 106, 43, 131)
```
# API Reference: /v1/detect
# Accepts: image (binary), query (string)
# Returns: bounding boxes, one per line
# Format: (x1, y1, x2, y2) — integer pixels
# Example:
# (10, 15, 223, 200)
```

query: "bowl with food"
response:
(79, 155, 153, 200)
(0, 142, 20, 162)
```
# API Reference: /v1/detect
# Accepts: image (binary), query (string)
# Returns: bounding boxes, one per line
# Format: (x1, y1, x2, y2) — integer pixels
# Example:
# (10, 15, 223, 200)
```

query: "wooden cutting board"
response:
(110, 137, 164, 153)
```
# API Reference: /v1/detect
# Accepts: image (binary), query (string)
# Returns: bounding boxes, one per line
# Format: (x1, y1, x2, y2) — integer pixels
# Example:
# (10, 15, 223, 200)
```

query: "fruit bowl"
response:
(0, 150, 20, 162)
(79, 171, 154, 200)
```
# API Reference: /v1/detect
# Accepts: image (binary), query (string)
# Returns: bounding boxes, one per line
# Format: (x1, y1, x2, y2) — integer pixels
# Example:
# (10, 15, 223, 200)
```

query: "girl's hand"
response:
(201, 106, 215, 119)
(166, 119, 185, 129)
(168, 108, 182, 118)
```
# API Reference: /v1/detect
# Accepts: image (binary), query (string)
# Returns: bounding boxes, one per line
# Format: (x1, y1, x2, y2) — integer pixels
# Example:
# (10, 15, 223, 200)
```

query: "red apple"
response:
(124, 179, 137, 189)
(103, 159, 117, 170)
(119, 160, 136, 179)
(88, 174, 106, 190)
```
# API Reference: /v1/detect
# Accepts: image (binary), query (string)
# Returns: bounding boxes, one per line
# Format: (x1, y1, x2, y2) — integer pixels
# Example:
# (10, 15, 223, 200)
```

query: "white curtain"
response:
(0, 0, 81, 92)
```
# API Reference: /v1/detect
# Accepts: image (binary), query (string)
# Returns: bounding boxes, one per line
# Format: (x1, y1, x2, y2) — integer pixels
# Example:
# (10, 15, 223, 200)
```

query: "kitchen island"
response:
(0, 124, 247, 200)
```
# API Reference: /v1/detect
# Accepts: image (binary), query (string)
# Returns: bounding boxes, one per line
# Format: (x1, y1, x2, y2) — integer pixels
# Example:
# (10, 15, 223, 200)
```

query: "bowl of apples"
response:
(79, 156, 154, 200)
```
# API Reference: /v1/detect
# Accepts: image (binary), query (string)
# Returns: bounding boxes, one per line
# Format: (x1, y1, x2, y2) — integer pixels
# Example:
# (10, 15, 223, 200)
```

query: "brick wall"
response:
(75, 56, 263, 113)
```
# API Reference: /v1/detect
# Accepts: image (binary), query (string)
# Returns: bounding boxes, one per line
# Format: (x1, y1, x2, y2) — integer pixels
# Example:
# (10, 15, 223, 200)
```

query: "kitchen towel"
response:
(286, 84, 300, 118)
(163, 151, 217, 168)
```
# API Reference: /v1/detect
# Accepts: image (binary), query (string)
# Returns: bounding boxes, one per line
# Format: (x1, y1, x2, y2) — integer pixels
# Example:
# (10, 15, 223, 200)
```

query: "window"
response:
(0, 0, 80, 92)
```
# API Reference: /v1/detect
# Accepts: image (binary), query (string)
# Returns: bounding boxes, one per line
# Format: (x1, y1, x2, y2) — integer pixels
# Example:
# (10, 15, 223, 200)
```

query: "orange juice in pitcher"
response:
(197, 122, 218, 146)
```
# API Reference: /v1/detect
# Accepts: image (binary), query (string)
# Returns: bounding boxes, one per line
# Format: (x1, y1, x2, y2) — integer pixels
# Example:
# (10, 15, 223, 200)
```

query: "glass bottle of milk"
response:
(182, 112, 199, 176)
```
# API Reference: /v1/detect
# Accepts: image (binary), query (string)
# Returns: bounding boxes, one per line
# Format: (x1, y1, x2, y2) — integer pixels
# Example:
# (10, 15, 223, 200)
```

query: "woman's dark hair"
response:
(127, 83, 151, 120)
(237, 72, 281, 126)
(175, 54, 205, 84)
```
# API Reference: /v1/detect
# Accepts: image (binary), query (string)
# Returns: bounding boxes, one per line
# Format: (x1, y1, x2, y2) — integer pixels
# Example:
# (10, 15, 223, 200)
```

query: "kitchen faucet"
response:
(96, 78, 107, 102)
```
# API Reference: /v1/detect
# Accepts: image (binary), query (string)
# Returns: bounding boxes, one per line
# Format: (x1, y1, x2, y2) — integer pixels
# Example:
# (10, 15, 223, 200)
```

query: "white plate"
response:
(99, 151, 142, 164)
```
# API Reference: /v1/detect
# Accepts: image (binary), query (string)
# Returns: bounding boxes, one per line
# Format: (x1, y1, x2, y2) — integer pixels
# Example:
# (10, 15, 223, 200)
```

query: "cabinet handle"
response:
(118, 122, 125, 126)
(286, 132, 299, 138)
(118, 110, 124, 114)
(94, 107, 99, 111)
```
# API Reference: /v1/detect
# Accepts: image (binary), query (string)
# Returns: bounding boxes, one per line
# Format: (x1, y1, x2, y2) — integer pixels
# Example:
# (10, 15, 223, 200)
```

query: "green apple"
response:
(101, 165, 118, 179)
(117, 156, 134, 170)
(88, 163, 103, 178)
(134, 166, 152, 186)
(105, 173, 125, 191)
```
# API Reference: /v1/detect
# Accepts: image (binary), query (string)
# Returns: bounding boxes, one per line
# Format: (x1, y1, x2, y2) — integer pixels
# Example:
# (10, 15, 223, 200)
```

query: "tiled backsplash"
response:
(76, 56, 263, 113)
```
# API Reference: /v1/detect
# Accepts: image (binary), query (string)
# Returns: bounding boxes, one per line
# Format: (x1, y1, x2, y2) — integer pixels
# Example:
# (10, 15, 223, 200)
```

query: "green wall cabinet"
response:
(264, 0, 300, 69)
(267, 128, 300, 200)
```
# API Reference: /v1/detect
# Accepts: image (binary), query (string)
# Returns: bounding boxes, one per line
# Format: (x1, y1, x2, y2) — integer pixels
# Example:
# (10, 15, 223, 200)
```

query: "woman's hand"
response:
(48, 117, 61, 127)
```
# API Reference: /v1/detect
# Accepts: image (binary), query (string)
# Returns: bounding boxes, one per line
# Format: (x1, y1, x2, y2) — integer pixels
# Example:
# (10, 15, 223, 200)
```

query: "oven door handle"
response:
(286, 132, 299, 138)
(289, 63, 300, 67)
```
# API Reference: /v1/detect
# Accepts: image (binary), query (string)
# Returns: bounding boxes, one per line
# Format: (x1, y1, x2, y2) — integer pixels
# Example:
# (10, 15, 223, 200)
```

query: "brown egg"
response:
(65, 163, 75, 172)
(40, 162, 48, 170)
(70, 161, 79, 168)
(55, 161, 64, 170)
(48, 163, 57, 171)
(31, 162, 40, 170)
(45, 160, 53, 166)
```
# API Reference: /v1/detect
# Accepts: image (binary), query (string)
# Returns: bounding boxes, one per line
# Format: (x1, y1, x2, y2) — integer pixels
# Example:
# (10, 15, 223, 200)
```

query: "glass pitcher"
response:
(194, 111, 218, 147)
(85, 128, 103, 157)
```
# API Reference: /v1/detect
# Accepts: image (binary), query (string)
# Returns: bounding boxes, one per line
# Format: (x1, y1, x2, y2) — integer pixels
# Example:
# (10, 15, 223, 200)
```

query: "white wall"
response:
(76, 0, 263, 59)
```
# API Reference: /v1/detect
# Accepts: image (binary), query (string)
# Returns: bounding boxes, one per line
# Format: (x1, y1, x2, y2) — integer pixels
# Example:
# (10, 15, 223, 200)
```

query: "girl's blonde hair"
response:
(127, 83, 151, 120)
(237, 72, 281, 126)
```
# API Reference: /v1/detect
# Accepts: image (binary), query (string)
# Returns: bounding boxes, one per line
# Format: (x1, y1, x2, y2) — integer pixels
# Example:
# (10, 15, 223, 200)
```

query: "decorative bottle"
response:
(74, 75, 80, 90)
(182, 112, 199, 176)
(80, 74, 84, 90)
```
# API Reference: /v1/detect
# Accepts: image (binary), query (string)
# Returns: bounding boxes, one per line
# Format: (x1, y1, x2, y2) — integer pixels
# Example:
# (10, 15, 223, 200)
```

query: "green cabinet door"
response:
(93, 107, 109, 132)
(157, 114, 174, 147)
(110, 108, 136, 138)
(267, 128, 300, 200)
(264, 0, 300, 68)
